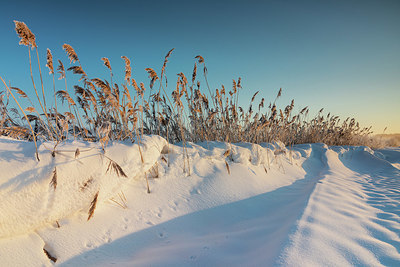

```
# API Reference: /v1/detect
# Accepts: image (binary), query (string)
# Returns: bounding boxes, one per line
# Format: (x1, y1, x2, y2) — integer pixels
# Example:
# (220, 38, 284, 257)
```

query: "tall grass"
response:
(0, 21, 377, 156)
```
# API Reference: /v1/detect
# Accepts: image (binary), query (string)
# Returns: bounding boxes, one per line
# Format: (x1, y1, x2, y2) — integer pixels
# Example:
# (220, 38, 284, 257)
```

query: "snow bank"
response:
(280, 145, 400, 266)
(1, 136, 399, 266)
(0, 135, 167, 238)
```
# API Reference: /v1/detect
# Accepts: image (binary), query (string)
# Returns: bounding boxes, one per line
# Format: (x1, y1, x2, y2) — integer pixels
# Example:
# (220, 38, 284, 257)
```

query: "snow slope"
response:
(0, 136, 399, 266)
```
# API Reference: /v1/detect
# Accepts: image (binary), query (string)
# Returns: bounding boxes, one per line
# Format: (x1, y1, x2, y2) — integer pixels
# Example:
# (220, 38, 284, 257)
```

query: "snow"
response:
(0, 136, 399, 266)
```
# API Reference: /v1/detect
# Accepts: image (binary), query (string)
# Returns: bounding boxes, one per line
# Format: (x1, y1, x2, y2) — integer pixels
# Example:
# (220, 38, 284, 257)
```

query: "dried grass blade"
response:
(88, 191, 99, 221)
(75, 148, 80, 159)
(50, 167, 57, 190)
(223, 149, 230, 157)
(263, 165, 268, 174)
(43, 248, 57, 263)
(106, 158, 127, 178)
(225, 160, 230, 175)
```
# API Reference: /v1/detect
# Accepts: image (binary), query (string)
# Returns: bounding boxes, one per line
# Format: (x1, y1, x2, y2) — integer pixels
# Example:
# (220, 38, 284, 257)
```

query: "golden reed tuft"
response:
(121, 56, 131, 85)
(101, 57, 112, 71)
(14, 20, 37, 48)
(46, 49, 54, 74)
(62, 44, 79, 63)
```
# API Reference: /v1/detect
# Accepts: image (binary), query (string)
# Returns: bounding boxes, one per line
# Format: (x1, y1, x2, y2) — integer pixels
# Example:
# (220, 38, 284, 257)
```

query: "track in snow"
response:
(1, 137, 399, 266)
(61, 144, 342, 266)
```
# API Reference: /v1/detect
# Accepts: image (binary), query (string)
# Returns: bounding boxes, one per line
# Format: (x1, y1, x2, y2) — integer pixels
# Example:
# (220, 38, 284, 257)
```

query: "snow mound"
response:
(0, 135, 167, 238)
(1, 137, 399, 266)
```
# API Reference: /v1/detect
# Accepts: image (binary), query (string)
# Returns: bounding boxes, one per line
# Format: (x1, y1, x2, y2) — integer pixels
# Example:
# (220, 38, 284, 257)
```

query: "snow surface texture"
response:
(0, 136, 399, 266)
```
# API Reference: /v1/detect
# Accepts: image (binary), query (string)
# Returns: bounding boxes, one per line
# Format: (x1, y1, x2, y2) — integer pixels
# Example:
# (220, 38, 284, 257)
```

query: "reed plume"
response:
(46, 49, 54, 74)
(101, 57, 111, 71)
(121, 56, 131, 85)
(145, 68, 159, 89)
(14, 20, 37, 48)
(2, 18, 378, 162)
(62, 44, 79, 63)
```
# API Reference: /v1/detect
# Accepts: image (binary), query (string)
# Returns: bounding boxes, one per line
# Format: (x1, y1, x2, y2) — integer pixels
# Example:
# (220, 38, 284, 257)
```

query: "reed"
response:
(0, 76, 40, 160)
(1, 20, 378, 157)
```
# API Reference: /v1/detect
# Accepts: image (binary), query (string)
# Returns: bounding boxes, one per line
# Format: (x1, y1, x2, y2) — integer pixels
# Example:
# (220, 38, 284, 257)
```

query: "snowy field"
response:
(0, 136, 399, 266)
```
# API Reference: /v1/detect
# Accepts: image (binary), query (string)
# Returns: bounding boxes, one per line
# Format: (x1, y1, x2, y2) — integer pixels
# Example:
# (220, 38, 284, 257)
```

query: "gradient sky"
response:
(1, 0, 399, 133)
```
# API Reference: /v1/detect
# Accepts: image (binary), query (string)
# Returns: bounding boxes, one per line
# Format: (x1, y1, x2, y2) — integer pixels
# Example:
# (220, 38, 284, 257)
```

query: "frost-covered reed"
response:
(1, 21, 378, 152)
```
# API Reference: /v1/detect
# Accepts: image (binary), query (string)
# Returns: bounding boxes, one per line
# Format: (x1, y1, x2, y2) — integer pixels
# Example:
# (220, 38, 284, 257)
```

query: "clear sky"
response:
(1, 0, 399, 133)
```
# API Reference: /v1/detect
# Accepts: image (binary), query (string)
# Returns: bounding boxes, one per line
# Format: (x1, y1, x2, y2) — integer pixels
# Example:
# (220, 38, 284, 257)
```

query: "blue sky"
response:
(1, 0, 399, 133)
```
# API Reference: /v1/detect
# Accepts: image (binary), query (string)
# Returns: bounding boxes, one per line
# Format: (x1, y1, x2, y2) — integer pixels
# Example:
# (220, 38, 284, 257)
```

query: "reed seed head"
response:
(62, 44, 79, 63)
(46, 49, 54, 74)
(14, 20, 37, 48)
(101, 57, 112, 71)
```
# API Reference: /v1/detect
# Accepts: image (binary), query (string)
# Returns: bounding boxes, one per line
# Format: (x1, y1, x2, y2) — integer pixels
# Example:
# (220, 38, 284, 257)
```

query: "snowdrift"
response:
(0, 135, 167, 238)
(0, 136, 399, 266)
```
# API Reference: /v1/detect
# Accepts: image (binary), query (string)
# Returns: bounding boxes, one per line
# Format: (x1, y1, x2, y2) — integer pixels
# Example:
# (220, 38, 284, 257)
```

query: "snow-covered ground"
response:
(0, 136, 399, 266)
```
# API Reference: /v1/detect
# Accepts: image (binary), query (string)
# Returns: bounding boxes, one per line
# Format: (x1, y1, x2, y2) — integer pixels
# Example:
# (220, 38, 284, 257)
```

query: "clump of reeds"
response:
(1, 20, 378, 159)
(0, 22, 383, 254)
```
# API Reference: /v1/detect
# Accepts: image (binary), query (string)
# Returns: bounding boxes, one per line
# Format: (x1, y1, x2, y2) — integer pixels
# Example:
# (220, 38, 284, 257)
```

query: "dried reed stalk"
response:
(225, 160, 230, 174)
(0, 76, 39, 160)
(14, 21, 56, 139)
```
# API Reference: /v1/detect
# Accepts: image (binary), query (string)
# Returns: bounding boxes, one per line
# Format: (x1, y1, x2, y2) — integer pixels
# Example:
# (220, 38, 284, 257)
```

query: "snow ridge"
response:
(0, 136, 399, 266)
